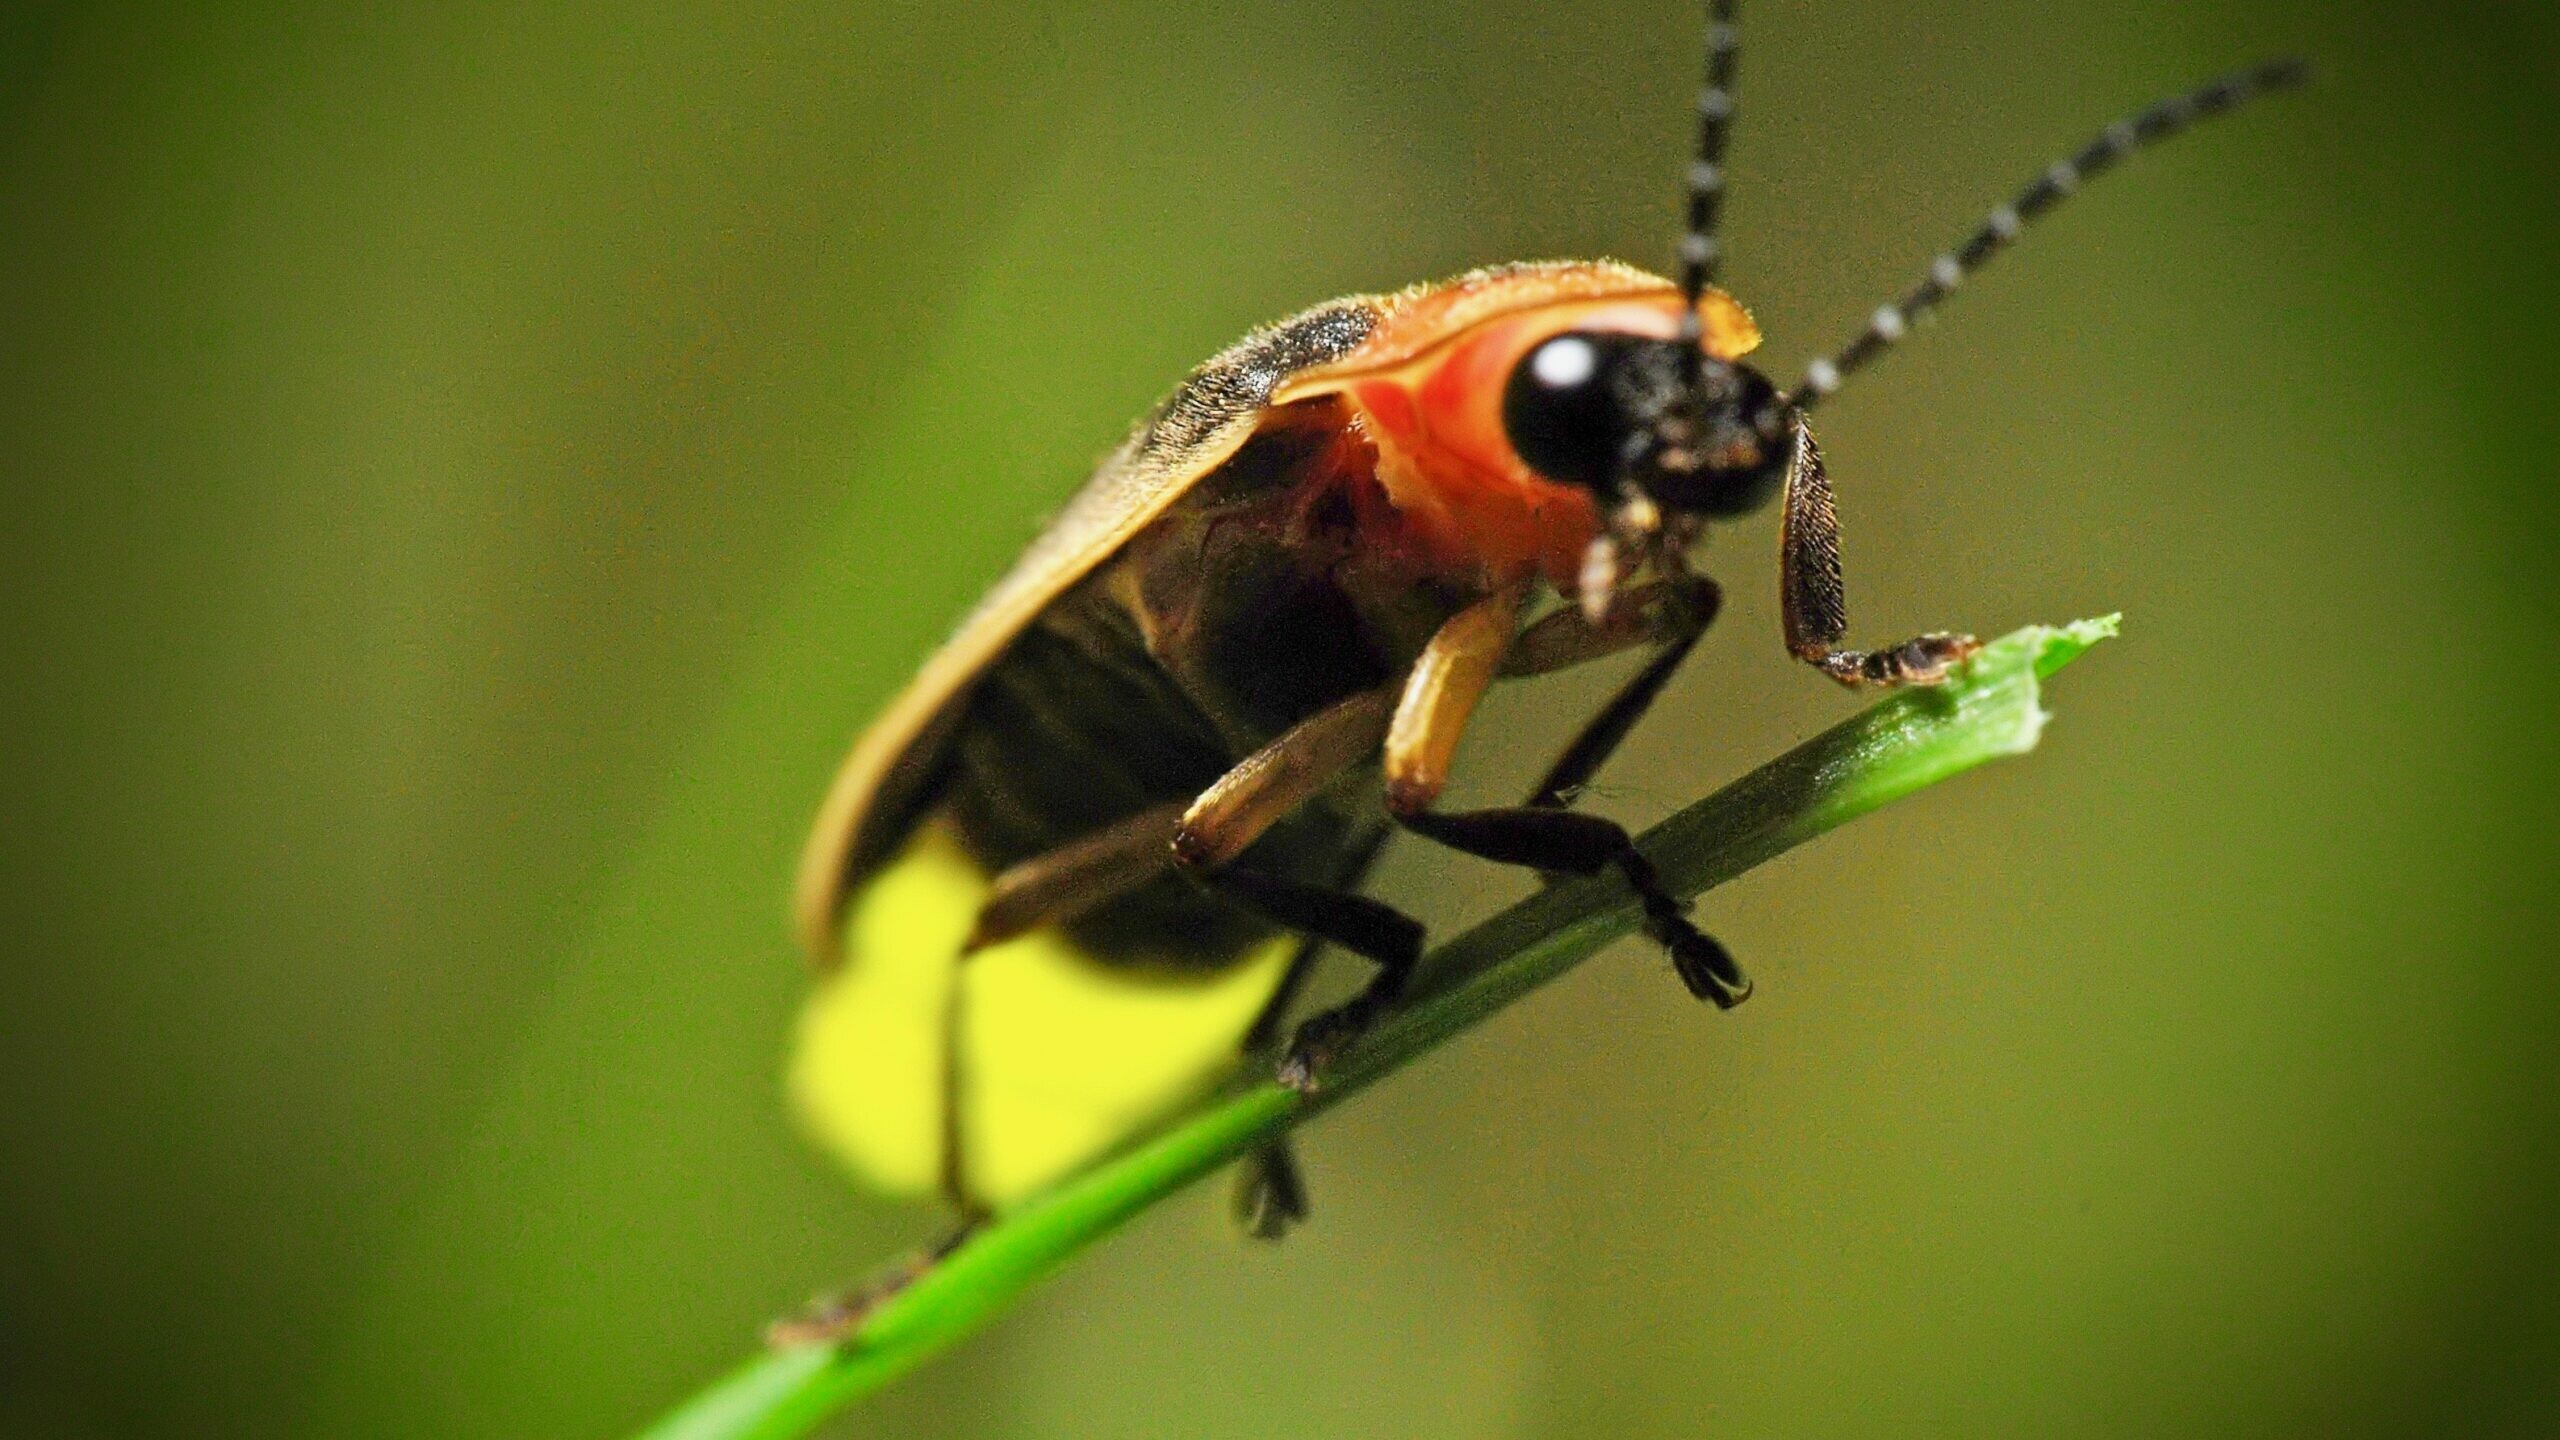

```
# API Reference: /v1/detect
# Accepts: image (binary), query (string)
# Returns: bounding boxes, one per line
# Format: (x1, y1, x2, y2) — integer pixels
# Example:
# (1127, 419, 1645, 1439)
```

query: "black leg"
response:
(1225, 818, 1392, 1233)
(1779, 416, 1978, 687)
(1450, 575, 1747, 1001)
(1395, 806, 1751, 1007)
(1241, 934, 1329, 1055)
(963, 802, 1184, 952)
(1525, 576, 1720, 809)
(1200, 866, 1424, 973)
(1192, 865, 1426, 1093)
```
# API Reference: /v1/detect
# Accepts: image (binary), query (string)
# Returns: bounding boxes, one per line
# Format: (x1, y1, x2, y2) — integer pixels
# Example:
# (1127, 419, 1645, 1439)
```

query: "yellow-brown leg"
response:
(1169, 687, 1424, 974)
(1499, 577, 1709, 680)
(1170, 688, 1395, 870)
(964, 684, 1406, 965)
(963, 802, 1187, 952)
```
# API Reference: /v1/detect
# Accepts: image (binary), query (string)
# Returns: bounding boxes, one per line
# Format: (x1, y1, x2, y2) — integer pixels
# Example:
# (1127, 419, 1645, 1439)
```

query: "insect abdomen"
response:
(790, 823, 1299, 1205)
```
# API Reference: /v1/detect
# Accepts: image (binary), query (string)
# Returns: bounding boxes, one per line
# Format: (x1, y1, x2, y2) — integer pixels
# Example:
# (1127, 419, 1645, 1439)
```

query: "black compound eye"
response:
(1501, 332, 1642, 490)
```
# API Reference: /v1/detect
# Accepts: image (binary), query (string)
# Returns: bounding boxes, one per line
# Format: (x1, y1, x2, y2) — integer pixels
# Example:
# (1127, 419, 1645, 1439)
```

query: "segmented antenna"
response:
(1676, 0, 1742, 379)
(1786, 56, 2310, 414)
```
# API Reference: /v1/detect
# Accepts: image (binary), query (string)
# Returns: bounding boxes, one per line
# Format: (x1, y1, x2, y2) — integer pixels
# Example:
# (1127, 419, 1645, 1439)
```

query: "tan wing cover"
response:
(793, 293, 1384, 959)
(792, 260, 1716, 961)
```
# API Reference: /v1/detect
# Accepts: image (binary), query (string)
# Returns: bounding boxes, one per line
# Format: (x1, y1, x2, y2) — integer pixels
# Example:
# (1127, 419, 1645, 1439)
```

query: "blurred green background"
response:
(5, 1, 2556, 1436)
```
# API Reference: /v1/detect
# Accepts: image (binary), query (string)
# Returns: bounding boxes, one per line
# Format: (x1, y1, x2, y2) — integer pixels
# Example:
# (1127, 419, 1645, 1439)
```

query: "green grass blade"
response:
(631, 616, 2118, 1440)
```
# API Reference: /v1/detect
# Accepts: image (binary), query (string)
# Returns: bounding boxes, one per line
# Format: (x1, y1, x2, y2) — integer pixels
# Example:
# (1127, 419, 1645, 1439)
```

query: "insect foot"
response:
(764, 1221, 981, 1348)
(1668, 928, 1753, 1008)
(1232, 1141, 1311, 1241)
(1821, 631, 1982, 688)
(766, 1253, 931, 1348)
(1277, 997, 1392, 1094)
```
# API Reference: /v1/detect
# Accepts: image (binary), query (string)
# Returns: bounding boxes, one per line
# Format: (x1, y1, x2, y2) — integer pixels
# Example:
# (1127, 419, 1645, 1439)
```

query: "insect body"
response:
(787, 5, 2306, 1250)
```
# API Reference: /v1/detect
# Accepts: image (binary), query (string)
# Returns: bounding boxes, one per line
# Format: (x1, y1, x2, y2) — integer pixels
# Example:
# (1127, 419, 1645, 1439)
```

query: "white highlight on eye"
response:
(1532, 336, 1599, 389)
